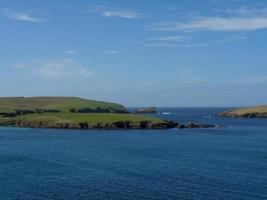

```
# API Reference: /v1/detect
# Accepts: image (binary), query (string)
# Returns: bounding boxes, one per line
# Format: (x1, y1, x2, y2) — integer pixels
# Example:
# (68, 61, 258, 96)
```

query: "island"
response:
(0, 97, 217, 129)
(220, 105, 267, 118)
(132, 107, 158, 114)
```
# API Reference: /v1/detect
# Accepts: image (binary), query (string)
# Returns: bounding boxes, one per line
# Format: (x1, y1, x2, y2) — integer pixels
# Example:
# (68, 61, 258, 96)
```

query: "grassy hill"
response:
(0, 97, 173, 129)
(220, 105, 267, 118)
(0, 113, 168, 129)
(0, 97, 127, 113)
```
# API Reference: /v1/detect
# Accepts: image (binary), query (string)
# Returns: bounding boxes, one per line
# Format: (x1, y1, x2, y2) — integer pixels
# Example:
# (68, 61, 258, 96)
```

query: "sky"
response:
(1, 0, 267, 107)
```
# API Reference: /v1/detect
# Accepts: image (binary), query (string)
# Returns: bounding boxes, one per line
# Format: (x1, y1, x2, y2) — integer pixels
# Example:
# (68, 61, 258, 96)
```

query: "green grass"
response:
(11, 113, 164, 124)
(220, 105, 267, 117)
(0, 96, 168, 129)
(0, 113, 166, 129)
(231, 105, 267, 114)
(0, 96, 126, 113)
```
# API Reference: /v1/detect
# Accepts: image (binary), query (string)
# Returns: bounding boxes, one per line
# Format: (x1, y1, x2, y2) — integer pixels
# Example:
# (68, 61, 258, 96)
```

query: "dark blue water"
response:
(1, 108, 267, 200)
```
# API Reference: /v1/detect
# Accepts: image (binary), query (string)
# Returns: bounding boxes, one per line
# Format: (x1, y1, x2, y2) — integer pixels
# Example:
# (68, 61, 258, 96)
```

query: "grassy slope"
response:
(0, 97, 126, 113)
(220, 105, 267, 117)
(0, 113, 167, 129)
(0, 97, 167, 128)
(0, 113, 164, 124)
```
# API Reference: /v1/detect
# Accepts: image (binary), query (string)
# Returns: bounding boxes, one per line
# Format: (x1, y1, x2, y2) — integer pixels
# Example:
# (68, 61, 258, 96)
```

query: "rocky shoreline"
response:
(0, 119, 218, 130)
(220, 112, 267, 118)
(0, 97, 220, 130)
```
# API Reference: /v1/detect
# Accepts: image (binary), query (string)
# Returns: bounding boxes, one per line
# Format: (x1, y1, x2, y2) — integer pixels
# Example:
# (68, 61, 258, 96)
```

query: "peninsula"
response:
(0, 97, 216, 129)
(220, 105, 267, 118)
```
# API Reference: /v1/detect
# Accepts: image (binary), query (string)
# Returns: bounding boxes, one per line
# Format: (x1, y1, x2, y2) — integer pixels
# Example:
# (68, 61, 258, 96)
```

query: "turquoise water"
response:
(0, 108, 267, 200)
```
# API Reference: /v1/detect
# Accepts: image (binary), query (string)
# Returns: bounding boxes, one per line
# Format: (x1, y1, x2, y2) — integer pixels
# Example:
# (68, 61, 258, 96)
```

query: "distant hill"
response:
(220, 105, 267, 118)
(0, 96, 173, 129)
(133, 107, 157, 114)
(0, 96, 216, 130)
(0, 97, 127, 115)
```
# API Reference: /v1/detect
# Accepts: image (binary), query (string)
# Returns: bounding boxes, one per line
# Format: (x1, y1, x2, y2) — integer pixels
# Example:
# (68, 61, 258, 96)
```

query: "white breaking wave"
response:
(162, 112, 171, 115)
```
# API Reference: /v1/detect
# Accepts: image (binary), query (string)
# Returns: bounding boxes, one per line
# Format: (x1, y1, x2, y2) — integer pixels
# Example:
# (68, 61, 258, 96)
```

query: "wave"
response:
(162, 112, 171, 115)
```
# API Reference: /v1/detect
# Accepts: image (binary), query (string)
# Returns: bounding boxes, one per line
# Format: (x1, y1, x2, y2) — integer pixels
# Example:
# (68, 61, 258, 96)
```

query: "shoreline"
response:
(0, 121, 219, 130)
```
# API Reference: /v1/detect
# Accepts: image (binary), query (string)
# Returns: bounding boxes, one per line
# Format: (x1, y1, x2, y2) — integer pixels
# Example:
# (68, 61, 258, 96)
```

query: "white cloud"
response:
(15, 59, 90, 79)
(145, 35, 199, 48)
(149, 17, 267, 32)
(35, 59, 90, 78)
(102, 10, 139, 19)
(148, 7, 267, 32)
(145, 42, 207, 48)
(0, 8, 42, 22)
(90, 6, 141, 19)
(148, 35, 184, 42)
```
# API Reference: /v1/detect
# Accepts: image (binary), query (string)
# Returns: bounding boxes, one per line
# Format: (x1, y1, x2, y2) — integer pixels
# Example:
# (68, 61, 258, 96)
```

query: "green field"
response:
(0, 97, 170, 129)
(0, 96, 126, 113)
(0, 113, 167, 129)
(2, 113, 164, 123)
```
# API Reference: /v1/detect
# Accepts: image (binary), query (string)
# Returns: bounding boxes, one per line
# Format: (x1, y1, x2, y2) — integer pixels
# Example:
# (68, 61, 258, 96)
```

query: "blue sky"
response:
(1, 0, 267, 107)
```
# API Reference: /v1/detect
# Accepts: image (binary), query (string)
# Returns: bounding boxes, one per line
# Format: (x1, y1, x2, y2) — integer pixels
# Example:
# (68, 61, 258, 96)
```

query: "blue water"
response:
(1, 108, 267, 200)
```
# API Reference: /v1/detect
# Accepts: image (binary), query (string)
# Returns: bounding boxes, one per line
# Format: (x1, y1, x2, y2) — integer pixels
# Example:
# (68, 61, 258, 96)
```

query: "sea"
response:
(0, 108, 267, 200)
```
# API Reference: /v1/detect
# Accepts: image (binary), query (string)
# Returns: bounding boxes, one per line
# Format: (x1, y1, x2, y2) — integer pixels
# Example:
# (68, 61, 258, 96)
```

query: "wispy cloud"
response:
(89, 5, 141, 19)
(148, 7, 267, 32)
(0, 8, 42, 22)
(145, 34, 207, 48)
(15, 59, 90, 79)
(145, 42, 207, 48)
(148, 35, 184, 42)
(35, 59, 90, 78)
(149, 17, 267, 32)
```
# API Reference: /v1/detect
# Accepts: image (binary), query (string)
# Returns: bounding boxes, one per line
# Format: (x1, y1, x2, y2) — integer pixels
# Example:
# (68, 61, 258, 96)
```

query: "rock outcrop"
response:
(176, 122, 217, 129)
(0, 119, 218, 130)
(133, 107, 157, 114)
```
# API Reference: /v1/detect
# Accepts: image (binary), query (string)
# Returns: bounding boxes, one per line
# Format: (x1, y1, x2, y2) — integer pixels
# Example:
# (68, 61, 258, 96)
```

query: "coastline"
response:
(220, 107, 267, 118)
(0, 119, 218, 130)
(0, 97, 218, 130)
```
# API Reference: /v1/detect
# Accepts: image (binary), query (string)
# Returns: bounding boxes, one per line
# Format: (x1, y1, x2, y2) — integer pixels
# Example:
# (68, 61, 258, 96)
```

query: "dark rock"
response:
(113, 121, 127, 128)
(133, 107, 157, 114)
(186, 122, 200, 128)
(176, 122, 217, 129)
(79, 122, 89, 129)
(140, 121, 151, 129)
(176, 124, 186, 129)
